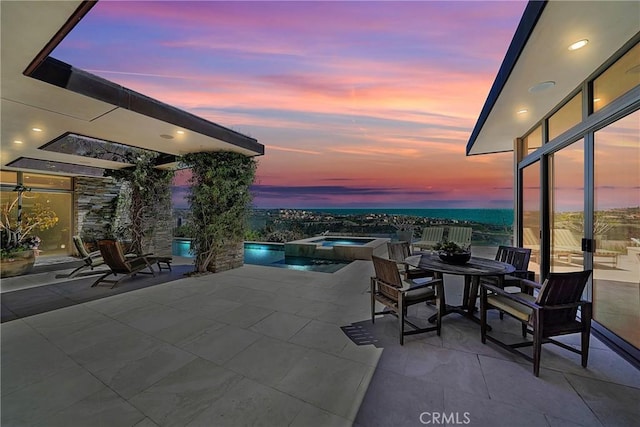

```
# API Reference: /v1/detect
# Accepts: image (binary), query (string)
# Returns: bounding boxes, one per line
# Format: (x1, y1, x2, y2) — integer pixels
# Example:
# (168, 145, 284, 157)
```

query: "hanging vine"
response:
(180, 151, 257, 273)
(106, 151, 174, 254)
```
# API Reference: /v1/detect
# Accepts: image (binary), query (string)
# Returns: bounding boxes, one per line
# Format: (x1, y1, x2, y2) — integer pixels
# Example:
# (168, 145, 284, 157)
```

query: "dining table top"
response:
(405, 253, 516, 277)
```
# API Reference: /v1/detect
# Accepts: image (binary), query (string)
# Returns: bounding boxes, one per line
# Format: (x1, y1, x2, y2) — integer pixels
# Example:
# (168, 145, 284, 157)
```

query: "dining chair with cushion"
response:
(480, 270, 592, 376)
(482, 246, 534, 288)
(92, 240, 156, 288)
(412, 227, 445, 252)
(371, 255, 443, 345)
(387, 241, 436, 282)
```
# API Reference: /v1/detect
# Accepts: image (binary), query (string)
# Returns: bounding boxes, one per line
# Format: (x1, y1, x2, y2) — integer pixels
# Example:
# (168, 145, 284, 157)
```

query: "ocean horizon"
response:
(297, 208, 514, 227)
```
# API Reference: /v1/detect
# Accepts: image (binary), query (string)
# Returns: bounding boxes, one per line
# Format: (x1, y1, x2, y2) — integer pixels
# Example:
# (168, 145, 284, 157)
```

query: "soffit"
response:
(1, 0, 262, 176)
(468, 0, 640, 155)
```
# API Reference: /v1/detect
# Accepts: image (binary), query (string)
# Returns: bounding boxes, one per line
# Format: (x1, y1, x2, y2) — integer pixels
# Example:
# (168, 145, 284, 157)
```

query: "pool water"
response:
(311, 237, 374, 247)
(172, 239, 350, 273)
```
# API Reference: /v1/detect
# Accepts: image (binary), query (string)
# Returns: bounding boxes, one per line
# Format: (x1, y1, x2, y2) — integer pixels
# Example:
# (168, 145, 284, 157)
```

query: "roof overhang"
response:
(1, 0, 264, 177)
(467, 0, 640, 156)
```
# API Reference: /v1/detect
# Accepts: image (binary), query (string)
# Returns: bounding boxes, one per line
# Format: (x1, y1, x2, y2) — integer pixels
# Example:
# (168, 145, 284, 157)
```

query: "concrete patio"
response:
(2, 257, 639, 426)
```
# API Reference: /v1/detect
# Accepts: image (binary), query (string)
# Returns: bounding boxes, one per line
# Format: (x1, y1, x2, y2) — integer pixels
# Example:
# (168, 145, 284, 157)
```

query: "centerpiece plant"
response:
(434, 239, 470, 254)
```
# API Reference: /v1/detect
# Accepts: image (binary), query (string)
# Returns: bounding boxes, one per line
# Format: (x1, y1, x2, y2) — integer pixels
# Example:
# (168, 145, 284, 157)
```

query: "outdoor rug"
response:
(1, 265, 193, 323)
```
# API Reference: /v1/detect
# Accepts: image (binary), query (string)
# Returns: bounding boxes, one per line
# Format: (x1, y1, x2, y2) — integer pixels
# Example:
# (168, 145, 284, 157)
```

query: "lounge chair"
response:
(69, 235, 105, 277)
(448, 226, 472, 248)
(92, 240, 155, 288)
(412, 227, 444, 252)
(553, 228, 619, 267)
(523, 227, 540, 263)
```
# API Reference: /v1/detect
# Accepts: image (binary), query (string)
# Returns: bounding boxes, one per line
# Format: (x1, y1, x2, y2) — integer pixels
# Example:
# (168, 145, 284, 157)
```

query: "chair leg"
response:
(399, 296, 404, 345)
(480, 287, 487, 344)
(581, 304, 592, 368)
(532, 312, 542, 377)
(370, 278, 376, 324)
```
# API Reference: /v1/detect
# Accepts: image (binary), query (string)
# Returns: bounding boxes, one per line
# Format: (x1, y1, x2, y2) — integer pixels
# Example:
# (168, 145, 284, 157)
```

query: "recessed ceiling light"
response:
(176, 130, 185, 135)
(13, 140, 23, 144)
(517, 109, 528, 115)
(568, 39, 588, 51)
(32, 127, 43, 132)
(593, 98, 601, 102)
(160, 134, 174, 139)
(528, 81, 556, 93)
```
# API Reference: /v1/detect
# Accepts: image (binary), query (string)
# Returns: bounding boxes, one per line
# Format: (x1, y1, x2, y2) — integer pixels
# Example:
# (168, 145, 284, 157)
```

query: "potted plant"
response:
(434, 239, 471, 264)
(392, 217, 415, 243)
(0, 194, 58, 277)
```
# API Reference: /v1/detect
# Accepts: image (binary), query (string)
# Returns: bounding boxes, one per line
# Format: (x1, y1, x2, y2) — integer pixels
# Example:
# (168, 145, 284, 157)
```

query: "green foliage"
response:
(180, 151, 257, 272)
(105, 151, 174, 254)
(434, 239, 469, 254)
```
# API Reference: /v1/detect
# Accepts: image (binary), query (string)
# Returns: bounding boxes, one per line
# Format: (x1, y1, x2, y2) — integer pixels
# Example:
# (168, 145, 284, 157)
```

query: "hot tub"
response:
(284, 236, 389, 260)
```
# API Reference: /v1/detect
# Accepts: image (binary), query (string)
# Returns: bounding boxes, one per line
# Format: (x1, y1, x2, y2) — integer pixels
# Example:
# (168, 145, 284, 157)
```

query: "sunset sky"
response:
(52, 0, 528, 209)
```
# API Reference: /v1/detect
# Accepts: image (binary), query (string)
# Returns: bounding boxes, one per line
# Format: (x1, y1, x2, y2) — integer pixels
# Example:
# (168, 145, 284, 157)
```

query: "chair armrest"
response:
(515, 278, 542, 290)
(481, 282, 541, 309)
(541, 301, 591, 311)
(399, 278, 442, 292)
(87, 250, 101, 258)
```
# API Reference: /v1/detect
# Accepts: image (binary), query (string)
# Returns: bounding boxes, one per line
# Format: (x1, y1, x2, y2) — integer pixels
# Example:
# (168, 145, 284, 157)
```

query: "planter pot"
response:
(438, 251, 472, 265)
(396, 230, 414, 243)
(0, 250, 36, 278)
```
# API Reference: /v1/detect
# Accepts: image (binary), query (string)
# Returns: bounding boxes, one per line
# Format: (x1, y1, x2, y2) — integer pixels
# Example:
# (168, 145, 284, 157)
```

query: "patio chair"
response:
(387, 241, 436, 281)
(448, 226, 472, 248)
(370, 255, 443, 344)
(480, 270, 592, 376)
(69, 235, 105, 277)
(483, 245, 534, 286)
(554, 229, 619, 267)
(92, 240, 155, 288)
(412, 227, 444, 252)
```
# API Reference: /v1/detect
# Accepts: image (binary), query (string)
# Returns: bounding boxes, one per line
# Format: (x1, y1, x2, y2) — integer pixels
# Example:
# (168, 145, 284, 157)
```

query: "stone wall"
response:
(74, 176, 121, 250)
(141, 196, 173, 257)
(207, 241, 244, 272)
(74, 176, 173, 257)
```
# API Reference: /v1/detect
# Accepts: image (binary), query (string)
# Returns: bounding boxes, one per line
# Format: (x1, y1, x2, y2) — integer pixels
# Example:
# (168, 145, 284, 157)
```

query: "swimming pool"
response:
(172, 239, 350, 273)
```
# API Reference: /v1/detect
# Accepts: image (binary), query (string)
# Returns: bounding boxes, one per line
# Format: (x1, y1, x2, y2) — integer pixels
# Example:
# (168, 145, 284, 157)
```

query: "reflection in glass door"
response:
(549, 140, 585, 272)
(593, 111, 640, 349)
(522, 162, 541, 280)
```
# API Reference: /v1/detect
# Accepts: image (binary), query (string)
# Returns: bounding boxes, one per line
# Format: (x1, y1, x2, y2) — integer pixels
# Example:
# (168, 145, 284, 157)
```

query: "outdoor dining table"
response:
(404, 252, 515, 325)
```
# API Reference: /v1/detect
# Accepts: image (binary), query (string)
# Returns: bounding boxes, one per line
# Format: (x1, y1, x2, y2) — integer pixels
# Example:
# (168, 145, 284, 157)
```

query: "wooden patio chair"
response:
(412, 227, 444, 252)
(387, 241, 435, 281)
(448, 226, 472, 248)
(485, 245, 534, 285)
(92, 240, 155, 288)
(371, 255, 443, 345)
(480, 270, 592, 376)
(69, 235, 105, 277)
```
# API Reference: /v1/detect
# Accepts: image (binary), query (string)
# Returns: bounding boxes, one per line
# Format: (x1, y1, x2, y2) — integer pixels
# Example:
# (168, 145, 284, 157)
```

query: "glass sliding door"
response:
(549, 139, 585, 272)
(522, 162, 541, 280)
(593, 111, 640, 349)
